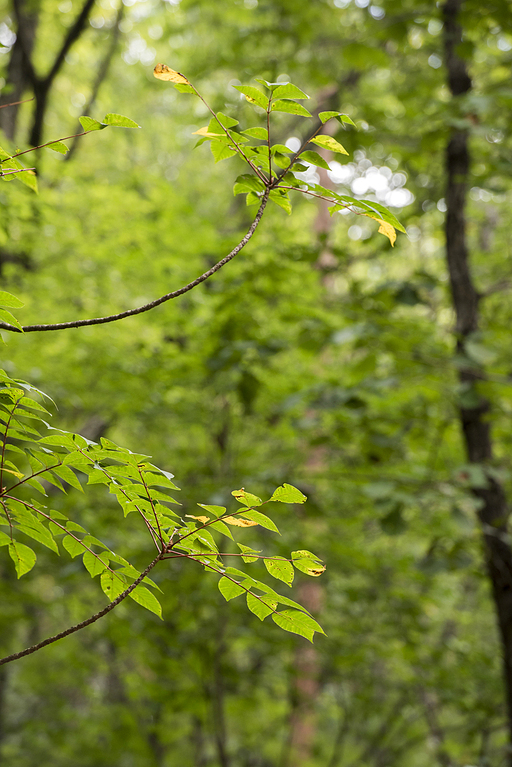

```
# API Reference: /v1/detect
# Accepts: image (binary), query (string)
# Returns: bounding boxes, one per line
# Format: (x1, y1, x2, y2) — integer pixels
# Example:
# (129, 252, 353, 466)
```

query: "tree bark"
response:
(0, 0, 39, 140)
(443, 1, 512, 760)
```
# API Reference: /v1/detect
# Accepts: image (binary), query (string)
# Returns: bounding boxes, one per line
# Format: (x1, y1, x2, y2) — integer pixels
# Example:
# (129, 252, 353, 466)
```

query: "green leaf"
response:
(102, 113, 140, 129)
(237, 543, 261, 563)
(240, 510, 280, 533)
(242, 127, 268, 140)
(246, 592, 277, 620)
(319, 111, 356, 126)
(209, 520, 234, 540)
(270, 484, 307, 504)
(46, 141, 69, 155)
(51, 464, 83, 492)
(210, 140, 237, 163)
(271, 100, 312, 117)
(272, 610, 325, 642)
(0, 308, 23, 331)
(233, 85, 269, 110)
(269, 190, 292, 215)
(8, 540, 36, 577)
(0, 530, 11, 546)
(79, 116, 106, 132)
(0, 291, 24, 308)
(264, 556, 294, 586)
(15, 523, 59, 553)
(100, 570, 127, 601)
(300, 150, 331, 170)
(216, 111, 239, 128)
(233, 174, 265, 196)
(197, 504, 226, 518)
(62, 535, 85, 558)
(15, 167, 38, 193)
(129, 584, 163, 618)
(272, 83, 309, 100)
(310, 135, 349, 155)
(218, 576, 245, 601)
(358, 199, 406, 233)
(174, 83, 195, 93)
(291, 550, 326, 576)
(83, 550, 109, 577)
(231, 488, 263, 507)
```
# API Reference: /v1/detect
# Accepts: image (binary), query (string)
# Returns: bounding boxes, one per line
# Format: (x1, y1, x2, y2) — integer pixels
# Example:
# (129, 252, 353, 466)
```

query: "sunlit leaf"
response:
(232, 488, 263, 507)
(103, 114, 140, 129)
(310, 135, 349, 155)
(8, 540, 36, 577)
(264, 556, 294, 586)
(270, 484, 307, 504)
(233, 85, 269, 110)
(0, 291, 24, 308)
(246, 592, 276, 620)
(271, 100, 312, 117)
(300, 150, 331, 170)
(153, 63, 189, 84)
(79, 116, 106, 132)
(272, 609, 325, 641)
(129, 584, 163, 618)
(272, 83, 309, 100)
(218, 576, 245, 601)
(223, 516, 258, 527)
(47, 141, 69, 154)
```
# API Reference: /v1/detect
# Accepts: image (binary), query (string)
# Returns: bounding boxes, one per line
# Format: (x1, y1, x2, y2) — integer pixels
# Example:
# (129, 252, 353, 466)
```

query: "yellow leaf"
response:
(223, 516, 258, 527)
(307, 565, 326, 577)
(377, 219, 396, 247)
(2, 467, 23, 478)
(153, 64, 189, 84)
(192, 126, 222, 138)
(185, 514, 210, 524)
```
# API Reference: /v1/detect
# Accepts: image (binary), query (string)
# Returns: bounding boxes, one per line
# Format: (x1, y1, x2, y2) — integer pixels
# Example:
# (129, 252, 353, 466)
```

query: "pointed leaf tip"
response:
(153, 64, 189, 84)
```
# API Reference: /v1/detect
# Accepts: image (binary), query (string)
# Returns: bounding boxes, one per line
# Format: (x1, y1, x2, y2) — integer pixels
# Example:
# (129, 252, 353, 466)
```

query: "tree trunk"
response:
(442, 0, 512, 759)
(0, 0, 39, 140)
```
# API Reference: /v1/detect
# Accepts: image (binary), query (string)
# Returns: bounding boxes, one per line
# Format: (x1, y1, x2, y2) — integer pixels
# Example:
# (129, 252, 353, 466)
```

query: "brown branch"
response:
(45, 0, 96, 90)
(0, 190, 270, 333)
(0, 550, 164, 666)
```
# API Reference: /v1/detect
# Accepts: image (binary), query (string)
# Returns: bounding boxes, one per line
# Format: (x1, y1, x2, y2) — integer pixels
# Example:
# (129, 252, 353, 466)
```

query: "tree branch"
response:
(0, 190, 270, 333)
(0, 550, 164, 666)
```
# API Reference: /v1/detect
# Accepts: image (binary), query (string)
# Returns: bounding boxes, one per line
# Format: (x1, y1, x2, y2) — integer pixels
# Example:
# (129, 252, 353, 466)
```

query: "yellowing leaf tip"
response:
(153, 64, 189, 84)
(377, 219, 397, 247)
(223, 516, 258, 528)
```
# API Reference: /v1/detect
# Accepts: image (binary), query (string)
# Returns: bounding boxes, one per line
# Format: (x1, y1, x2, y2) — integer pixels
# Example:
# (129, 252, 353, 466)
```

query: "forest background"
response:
(0, 0, 512, 764)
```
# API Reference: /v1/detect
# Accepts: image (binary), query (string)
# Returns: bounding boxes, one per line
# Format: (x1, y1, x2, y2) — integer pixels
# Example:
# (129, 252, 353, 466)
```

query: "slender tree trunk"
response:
(442, 1, 512, 759)
(0, 0, 39, 140)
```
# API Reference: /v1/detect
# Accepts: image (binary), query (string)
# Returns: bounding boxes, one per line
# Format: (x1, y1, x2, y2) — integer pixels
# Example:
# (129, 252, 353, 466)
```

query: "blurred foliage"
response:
(0, 0, 512, 764)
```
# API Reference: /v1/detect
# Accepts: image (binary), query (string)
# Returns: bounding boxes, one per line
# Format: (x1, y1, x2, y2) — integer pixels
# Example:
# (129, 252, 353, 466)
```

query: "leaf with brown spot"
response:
(223, 516, 258, 527)
(185, 515, 210, 524)
(153, 64, 189, 84)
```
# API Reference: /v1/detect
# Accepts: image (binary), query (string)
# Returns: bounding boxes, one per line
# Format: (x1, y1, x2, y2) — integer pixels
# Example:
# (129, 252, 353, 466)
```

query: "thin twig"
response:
(0, 550, 164, 665)
(0, 190, 270, 333)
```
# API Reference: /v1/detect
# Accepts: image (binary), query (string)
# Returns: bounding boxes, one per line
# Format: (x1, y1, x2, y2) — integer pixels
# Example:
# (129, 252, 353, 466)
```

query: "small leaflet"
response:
(103, 114, 140, 129)
(47, 141, 69, 155)
(79, 116, 106, 132)
(153, 63, 189, 84)
(0, 291, 24, 308)
(310, 135, 349, 155)
(223, 516, 258, 527)
(377, 219, 397, 247)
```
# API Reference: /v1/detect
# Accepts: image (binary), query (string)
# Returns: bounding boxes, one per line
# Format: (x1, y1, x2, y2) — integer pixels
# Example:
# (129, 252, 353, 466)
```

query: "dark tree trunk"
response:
(443, 0, 512, 759)
(0, 0, 39, 140)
